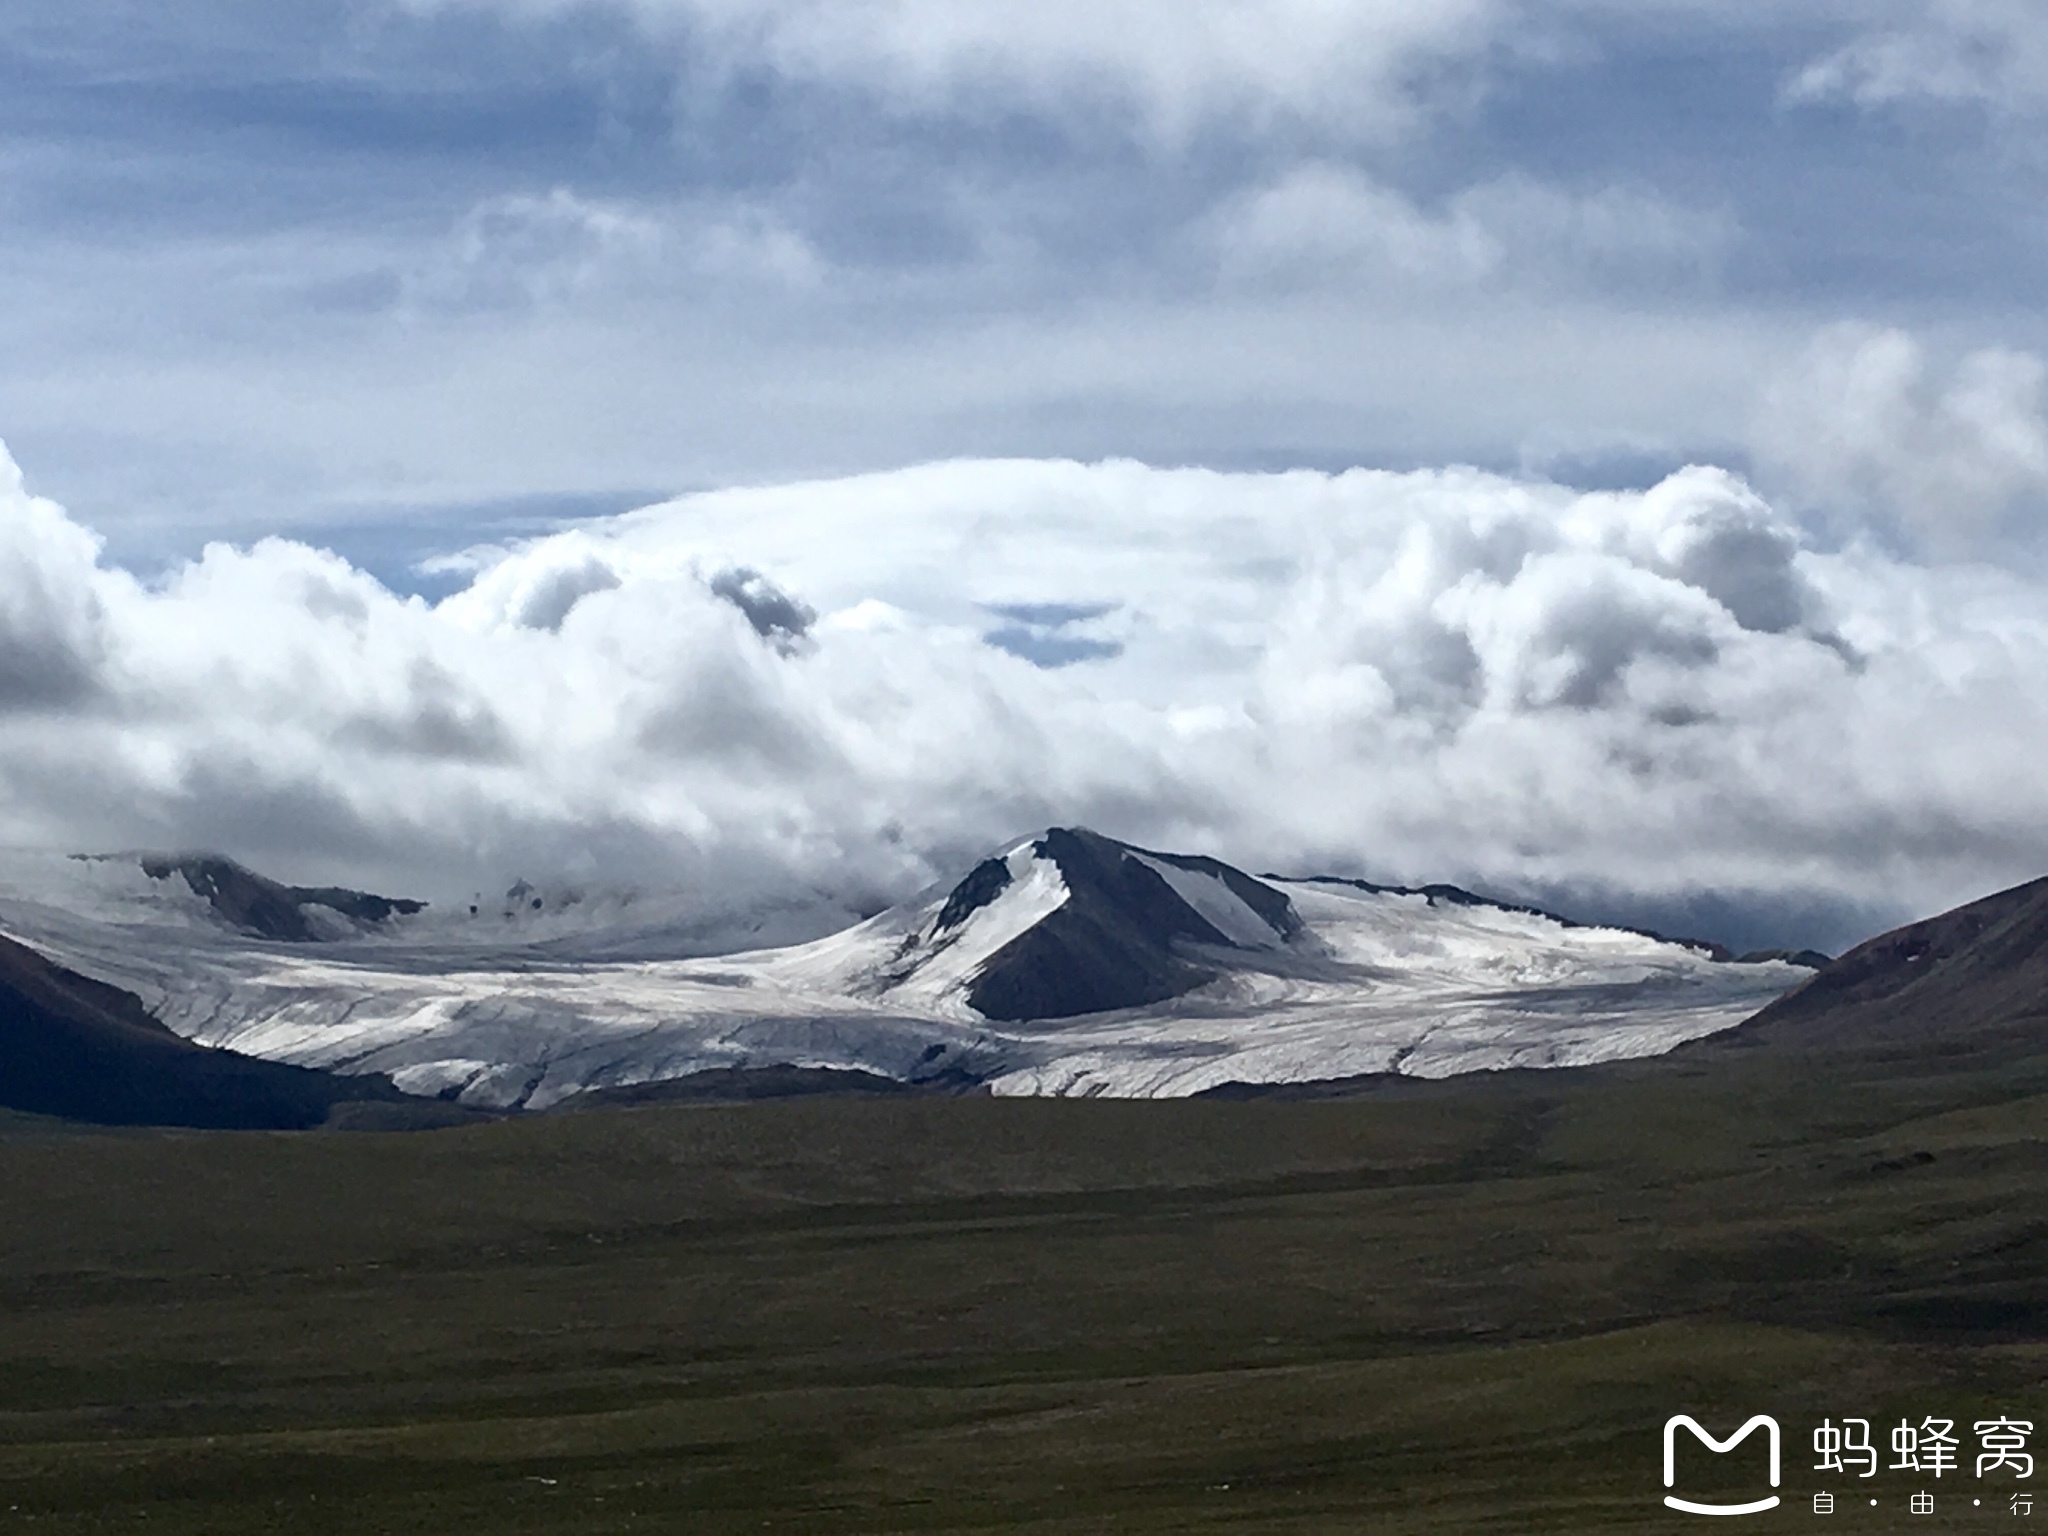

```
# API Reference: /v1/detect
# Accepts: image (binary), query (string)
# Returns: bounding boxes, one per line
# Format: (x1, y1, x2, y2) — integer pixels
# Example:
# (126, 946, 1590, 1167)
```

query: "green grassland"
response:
(1, 1039, 2045, 1532)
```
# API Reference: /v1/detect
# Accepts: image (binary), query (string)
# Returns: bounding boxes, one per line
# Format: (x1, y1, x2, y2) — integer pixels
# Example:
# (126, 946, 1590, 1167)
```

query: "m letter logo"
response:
(1663, 1415, 1783, 1516)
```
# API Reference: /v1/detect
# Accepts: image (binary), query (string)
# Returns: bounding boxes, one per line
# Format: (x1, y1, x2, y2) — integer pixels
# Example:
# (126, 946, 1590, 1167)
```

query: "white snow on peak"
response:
(875, 842, 1069, 1013)
(1126, 852, 1286, 949)
(1293, 881, 1698, 986)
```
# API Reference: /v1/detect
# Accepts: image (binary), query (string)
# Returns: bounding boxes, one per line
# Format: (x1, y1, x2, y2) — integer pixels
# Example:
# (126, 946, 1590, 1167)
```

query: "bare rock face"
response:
(140, 854, 425, 942)
(947, 828, 1303, 1022)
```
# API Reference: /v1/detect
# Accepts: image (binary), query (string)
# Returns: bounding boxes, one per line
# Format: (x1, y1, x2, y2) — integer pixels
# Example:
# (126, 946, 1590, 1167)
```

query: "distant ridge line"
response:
(1269, 874, 1826, 967)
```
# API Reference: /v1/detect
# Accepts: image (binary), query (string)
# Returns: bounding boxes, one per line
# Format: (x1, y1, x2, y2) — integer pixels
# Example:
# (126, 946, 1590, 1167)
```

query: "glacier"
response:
(0, 837, 1807, 1108)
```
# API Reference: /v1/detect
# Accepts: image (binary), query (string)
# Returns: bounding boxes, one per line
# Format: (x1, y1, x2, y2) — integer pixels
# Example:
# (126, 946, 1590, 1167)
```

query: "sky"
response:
(6, 0, 2048, 951)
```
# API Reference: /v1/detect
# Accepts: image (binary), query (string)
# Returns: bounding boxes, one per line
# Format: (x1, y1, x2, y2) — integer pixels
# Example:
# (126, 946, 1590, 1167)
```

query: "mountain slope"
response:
(1701, 875, 2048, 1066)
(870, 828, 1302, 1021)
(139, 854, 427, 941)
(0, 931, 407, 1128)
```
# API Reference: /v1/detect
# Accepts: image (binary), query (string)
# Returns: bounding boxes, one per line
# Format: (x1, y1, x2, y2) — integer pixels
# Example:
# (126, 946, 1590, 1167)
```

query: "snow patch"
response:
(1127, 852, 1286, 948)
(878, 844, 1070, 1013)
(389, 1059, 494, 1098)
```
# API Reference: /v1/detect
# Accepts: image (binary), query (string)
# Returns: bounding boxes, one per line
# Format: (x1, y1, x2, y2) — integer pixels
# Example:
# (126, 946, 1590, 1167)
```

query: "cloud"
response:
(1788, 1, 2048, 113)
(1215, 164, 1501, 287)
(402, 188, 823, 314)
(10, 433, 2048, 951)
(399, 0, 1505, 142)
(1753, 323, 2048, 545)
(517, 557, 624, 632)
(0, 452, 110, 710)
(435, 536, 622, 630)
(1212, 163, 1734, 296)
(708, 565, 816, 645)
(1448, 175, 1736, 289)
(409, 189, 663, 312)
(10, 0, 2007, 557)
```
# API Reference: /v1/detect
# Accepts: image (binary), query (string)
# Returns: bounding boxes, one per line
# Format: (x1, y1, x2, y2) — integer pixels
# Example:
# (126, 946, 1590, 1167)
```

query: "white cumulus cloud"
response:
(1753, 323, 2048, 545)
(8, 435, 2048, 948)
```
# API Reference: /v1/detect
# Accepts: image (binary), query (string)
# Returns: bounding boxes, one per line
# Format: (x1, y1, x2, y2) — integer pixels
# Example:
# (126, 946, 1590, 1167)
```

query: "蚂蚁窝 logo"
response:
(1664, 1414, 1782, 1515)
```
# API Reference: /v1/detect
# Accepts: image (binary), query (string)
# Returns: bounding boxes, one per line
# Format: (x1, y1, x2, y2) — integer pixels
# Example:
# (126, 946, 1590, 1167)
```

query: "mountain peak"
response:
(884, 828, 1305, 1022)
(138, 853, 426, 942)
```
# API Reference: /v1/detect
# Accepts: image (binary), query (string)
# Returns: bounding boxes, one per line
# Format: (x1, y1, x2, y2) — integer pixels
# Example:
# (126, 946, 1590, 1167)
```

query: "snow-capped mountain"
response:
(850, 828, 1305, 1021)
(0, 831, 1811, 1108)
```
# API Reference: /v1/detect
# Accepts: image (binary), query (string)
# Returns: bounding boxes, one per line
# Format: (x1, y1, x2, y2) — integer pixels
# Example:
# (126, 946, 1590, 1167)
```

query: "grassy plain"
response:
(0, 1039, 2045, 1532)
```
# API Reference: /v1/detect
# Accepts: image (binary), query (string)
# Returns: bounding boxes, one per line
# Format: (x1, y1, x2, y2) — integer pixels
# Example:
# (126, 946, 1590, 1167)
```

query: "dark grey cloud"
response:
(0, 474, 107, 710)
(0, 629, 102, 712)
(334, 661, 515, 761)
(708, 566, 814, 644)
(1521, 576, 1719, 712)
(137, 760, 398, 878)
(635, 651, 823, 770)
(1662, 520, 1808, 634)
(513, 555, 620, 630)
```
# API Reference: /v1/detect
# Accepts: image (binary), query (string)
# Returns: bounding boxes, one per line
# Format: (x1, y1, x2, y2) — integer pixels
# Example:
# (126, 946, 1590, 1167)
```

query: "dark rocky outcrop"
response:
(933, 857, 1013, 935)
(1733, 947, 1833, 969)
(960, 828, 1301, 1023)
(141, 854, 425, 942)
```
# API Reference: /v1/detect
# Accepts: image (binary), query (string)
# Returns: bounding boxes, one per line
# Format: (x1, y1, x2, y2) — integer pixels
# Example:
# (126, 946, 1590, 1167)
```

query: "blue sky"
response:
(5, 2, 2048, 948)
(5, 1, 2047, 565)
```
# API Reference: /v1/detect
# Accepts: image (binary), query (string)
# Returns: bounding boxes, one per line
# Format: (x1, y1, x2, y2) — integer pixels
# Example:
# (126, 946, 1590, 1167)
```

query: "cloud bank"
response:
(7, 435, 2048, 952)
(398, 0, 1505, 142)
